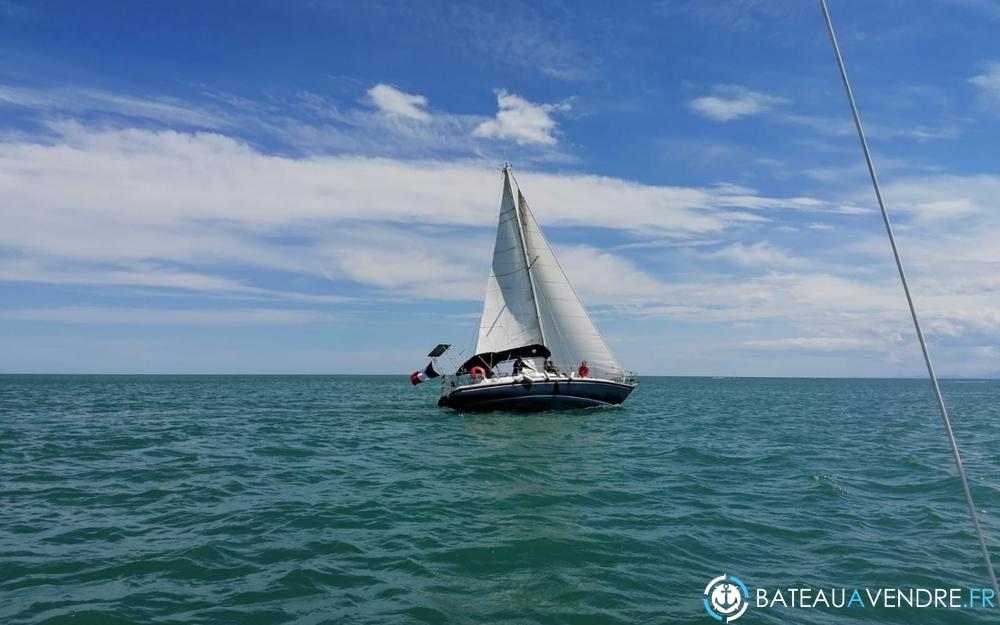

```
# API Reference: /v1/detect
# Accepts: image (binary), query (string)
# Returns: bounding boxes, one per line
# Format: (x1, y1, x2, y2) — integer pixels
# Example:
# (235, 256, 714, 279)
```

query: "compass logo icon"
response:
(703, 574, 749, 622)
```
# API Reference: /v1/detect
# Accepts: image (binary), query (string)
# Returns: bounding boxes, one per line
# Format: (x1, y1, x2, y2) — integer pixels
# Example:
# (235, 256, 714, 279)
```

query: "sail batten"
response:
(473, 166, 623, 378)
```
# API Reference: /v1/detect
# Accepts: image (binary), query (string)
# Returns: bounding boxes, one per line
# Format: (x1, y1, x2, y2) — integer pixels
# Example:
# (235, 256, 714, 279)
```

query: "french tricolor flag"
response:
(409, 361, 440, 385)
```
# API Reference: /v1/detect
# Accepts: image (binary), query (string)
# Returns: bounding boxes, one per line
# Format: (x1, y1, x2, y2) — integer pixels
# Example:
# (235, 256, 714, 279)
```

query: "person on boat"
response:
(544, 359, 559, 374)
(577, 361, 589, 378)
(512, 357, 525, 375)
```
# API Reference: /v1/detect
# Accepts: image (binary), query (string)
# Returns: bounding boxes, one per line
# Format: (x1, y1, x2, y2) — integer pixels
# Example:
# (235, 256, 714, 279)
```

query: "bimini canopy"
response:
(456, 344, 550, 375)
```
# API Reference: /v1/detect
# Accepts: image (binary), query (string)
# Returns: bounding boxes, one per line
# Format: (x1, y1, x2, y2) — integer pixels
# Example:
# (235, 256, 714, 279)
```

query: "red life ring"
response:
(470, 366, 486, 381)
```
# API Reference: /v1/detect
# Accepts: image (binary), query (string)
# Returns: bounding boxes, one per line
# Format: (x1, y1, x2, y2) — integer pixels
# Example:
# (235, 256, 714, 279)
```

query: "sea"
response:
(1, 375, 998, 624)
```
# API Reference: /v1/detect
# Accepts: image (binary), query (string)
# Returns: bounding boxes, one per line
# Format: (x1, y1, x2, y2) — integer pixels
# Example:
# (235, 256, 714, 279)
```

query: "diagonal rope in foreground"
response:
(819, 0, 999, 598)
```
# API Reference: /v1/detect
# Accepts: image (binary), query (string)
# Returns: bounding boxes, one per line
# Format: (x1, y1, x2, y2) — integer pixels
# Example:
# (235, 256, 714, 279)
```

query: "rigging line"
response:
(819, 0, 998, 597)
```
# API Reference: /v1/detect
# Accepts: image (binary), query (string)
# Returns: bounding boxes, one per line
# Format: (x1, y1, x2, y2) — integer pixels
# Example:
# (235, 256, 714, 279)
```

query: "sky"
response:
(1, 0, 1000, 376)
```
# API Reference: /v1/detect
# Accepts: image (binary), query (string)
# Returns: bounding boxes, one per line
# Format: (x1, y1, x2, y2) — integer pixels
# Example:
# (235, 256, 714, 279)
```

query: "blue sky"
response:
(2, 0, 1000, 375)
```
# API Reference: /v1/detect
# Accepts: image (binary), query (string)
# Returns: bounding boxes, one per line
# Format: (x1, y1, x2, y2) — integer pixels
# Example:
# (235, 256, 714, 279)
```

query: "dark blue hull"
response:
(438, 378, 636, 412)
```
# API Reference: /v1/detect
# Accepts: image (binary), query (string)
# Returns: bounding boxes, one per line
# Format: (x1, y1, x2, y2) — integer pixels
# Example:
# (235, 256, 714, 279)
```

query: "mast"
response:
(505, 163, 547, 350)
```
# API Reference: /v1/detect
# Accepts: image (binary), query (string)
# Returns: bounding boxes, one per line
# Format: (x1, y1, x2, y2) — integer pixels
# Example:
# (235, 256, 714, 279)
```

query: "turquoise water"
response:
(1, 375, 998, 624)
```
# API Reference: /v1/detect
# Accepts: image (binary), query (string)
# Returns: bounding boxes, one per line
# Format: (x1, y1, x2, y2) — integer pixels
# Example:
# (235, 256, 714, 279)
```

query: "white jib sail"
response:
(475, 167, 623, 378)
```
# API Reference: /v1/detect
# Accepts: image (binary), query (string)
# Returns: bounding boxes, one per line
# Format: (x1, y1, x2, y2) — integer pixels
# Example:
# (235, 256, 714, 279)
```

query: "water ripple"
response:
(1, 375, 998, 624)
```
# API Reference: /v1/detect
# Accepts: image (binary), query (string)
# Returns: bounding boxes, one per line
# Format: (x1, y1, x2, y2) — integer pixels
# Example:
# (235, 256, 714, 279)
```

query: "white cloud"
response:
(969, 61, 1000, 107)
(873, 174, 1000, 222)
(642, 273, 905, 322)
(0, 84, 227, 128)
(445, 4, 594, 82)
(0, 306, 334, 325)
(0, 258, 254, 292)
(367, 83, 431, 121)
(0, 123, 833, 304)
(472, 90, 570, 145)
(7, 120, 1000, 376)
(974, 345, 1000, 358)
(778, 113, 959, 142)
(943, 0, 1000, 20)
(703, 241, 808, 269)
(902, 125, 962, 141)
(0, 258, 355, 304)
(556, 245, 670, 304)
(688, 85, 788, 121)
(0, 81, 576, 162)
(0, 121, 818, 236)
(742, 336, 891, 351)
(687, 88, 958, 141)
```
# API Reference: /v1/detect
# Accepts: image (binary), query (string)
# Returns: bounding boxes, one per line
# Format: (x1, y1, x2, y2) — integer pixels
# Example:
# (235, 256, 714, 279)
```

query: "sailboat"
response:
(427, 164, 637, 412)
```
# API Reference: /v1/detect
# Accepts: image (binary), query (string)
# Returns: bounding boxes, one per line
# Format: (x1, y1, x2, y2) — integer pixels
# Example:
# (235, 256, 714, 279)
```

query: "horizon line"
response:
(2, 373, 998, 381)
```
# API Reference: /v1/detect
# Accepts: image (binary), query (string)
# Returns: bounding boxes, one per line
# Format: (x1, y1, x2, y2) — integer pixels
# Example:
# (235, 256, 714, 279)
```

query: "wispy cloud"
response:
(742, 336, 892, 351)
(443, 2, 596, 81)
(688, 84, 959, 141)
(0, 0, 27, 17)
(702, 241, 809, 269)
(0, 121, 837, 304)
(556, 245, 670, 304)
(655, 0, 805, 32)
(941, 0, 1000, 21)
(0, 81, 577, 162)
(304, 1, 596, 83)
(968, 61, 1000, 108)
(3, 125, 1000, 375)
(871, 173, 1000, 222)
(0, 84, 228, 128)
(688, 85, 789, 121)
(779, 111, 960, 142)
(473, 90, 570, 145)
(367, 83, 431, 121)
(807, 223, 835, 231)
(0, 306, 335, 325)
(0, 259, 255, 292)
(3, 73, 999, 375)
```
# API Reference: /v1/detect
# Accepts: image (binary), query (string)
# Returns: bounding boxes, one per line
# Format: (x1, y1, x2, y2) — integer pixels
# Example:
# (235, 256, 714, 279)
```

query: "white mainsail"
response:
(474, 166, 623, 378)
(475, 171, 545, 354)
